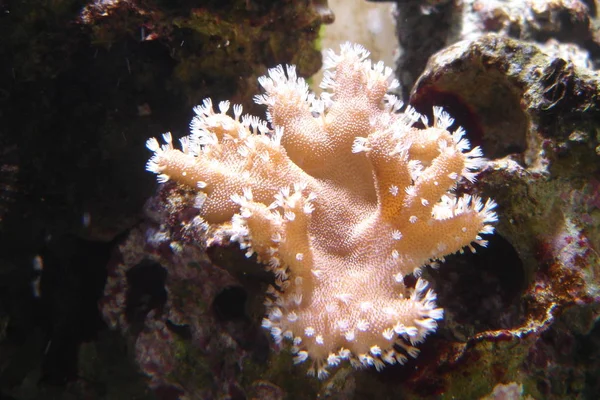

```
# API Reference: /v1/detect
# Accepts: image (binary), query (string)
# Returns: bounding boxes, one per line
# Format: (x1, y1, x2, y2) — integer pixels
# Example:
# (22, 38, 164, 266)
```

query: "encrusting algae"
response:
(145, 43, 497, 379)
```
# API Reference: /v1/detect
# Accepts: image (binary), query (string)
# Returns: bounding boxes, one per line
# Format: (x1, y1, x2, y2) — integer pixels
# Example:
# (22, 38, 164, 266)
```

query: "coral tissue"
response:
(146, 43, 497, 378)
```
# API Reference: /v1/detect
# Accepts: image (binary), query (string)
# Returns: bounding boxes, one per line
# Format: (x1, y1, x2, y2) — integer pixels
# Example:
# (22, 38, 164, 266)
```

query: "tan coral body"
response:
(146, 43, 497, 378)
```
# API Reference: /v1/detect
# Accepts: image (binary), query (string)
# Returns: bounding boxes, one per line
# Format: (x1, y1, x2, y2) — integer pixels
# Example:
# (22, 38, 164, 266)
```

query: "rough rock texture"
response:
(0, 0, 326, 245)
(101, 223, 256, 399)
(394, 0, 600, 97)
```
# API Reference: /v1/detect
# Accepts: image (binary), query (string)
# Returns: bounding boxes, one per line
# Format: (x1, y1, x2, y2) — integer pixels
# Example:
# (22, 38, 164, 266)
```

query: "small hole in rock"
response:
(429, 234, 525, 332)
(213, 286, 247, 321)
(125, 259, 168, 332)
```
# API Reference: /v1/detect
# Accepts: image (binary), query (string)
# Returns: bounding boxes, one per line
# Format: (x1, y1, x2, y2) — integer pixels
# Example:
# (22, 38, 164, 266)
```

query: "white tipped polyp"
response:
(146, 137, 160, 152)
(393, 323, 405, 334)
(162, 132, 173, 144)
(352, 137, 370, 153)
(286, 312, 298, 322)
(357, 320, 369, 331)
(416, 318, 437, 332)
(261, 318, 272, 329)
(370, 345, 381, 356)
(218, 100, 230, 114)
(433, 106, 454, 130)
(344, 330, 355, 341)
(327, 353, 341, 366)
(429, 308, 444, 320)
(415, 278, 428, 294)
(294, 351, 309, 364)
(317, 366, 330, 380)
(383, 328, 395, 340)
(157, 174, 169, 183)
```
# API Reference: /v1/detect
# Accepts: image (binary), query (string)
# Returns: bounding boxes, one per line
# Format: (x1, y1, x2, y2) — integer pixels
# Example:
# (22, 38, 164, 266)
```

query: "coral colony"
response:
(146, 43, 497, 379)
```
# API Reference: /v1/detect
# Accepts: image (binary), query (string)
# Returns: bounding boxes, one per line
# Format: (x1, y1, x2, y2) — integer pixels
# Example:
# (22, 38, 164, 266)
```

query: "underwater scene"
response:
(0, 0, 599, 399)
